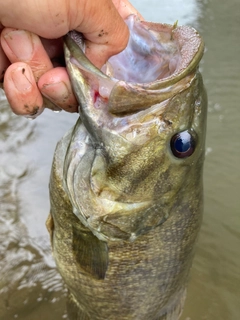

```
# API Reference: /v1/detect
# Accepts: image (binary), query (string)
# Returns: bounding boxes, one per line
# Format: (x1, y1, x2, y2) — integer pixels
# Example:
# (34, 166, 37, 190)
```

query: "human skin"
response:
(0, 0, 141, 116)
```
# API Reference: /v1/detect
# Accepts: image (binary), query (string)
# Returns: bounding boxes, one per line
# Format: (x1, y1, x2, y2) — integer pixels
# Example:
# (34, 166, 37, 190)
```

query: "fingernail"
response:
(24, 107, 44, 119)
(41, 81, 70, 103)
(11, 66, 35, 92)
(4, 29, 34, 60)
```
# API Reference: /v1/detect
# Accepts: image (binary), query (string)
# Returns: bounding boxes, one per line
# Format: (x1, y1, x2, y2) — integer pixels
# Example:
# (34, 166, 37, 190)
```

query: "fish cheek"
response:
(153, 169, 171, 197)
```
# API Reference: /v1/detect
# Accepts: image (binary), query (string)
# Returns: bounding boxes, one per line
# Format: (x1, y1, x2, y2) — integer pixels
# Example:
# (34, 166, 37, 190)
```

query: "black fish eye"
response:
(170, 130, 196, 158)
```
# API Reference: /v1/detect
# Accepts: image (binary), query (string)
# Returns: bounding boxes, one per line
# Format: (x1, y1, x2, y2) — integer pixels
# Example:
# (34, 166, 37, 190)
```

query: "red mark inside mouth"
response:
(94, 91, 100, 103)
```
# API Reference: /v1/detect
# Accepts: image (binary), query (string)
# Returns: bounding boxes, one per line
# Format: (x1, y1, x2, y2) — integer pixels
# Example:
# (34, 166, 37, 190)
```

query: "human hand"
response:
(0, 0, 141, 117)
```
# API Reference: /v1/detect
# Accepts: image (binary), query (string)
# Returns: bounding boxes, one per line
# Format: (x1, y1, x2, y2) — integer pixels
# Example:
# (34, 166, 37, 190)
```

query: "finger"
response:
(4, 62, 44, 117)
(0, 44, 10, 81)
(0, 1, 70, 38)
(112, 0, 144, 20)
(38, 67, 78, 113)
(72, 0, 130, 68)
(1, 28, 66, 115)
(1, 28, 53, 81)
(72, 0, 143, 69)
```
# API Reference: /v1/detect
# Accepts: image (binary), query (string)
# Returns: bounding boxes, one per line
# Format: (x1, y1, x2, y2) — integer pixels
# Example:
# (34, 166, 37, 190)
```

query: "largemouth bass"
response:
(47, 15, 207, 320)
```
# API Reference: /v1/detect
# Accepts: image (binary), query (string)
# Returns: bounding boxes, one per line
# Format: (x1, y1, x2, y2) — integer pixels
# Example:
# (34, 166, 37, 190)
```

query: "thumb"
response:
(71, 0, 131, 68)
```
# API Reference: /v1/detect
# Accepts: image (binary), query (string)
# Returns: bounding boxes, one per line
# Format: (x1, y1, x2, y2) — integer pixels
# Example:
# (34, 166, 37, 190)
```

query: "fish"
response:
(47, 15, 207, 320)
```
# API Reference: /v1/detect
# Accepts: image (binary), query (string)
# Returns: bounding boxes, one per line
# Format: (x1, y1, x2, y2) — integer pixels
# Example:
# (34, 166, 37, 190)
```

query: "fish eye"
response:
(170, 130, 196, 158)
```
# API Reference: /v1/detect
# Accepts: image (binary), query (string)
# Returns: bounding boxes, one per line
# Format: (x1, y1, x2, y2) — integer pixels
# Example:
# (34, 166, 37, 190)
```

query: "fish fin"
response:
(67, 291, 90, 320)
(72, 224, 108, 280)
(45, 213, 54, 247)
(155, 288, 186, 320)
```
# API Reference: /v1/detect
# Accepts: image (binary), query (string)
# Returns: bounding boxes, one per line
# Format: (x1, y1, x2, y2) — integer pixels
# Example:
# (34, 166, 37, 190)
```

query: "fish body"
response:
(48, 15, 207, 320)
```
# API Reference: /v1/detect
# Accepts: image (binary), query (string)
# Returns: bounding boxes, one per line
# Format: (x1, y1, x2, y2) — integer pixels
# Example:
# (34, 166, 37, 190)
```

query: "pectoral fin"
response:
(67, 291, 90, 320)
(46, 213, 54, 246)
(72, 223, 108, 280)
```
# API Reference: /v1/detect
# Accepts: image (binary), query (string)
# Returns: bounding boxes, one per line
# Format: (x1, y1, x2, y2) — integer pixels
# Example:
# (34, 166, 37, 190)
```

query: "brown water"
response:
(0, 0, 239, 319)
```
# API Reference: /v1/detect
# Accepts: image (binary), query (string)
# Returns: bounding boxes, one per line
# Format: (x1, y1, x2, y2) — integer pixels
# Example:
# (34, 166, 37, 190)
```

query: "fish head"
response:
(62, 15, 207, 241)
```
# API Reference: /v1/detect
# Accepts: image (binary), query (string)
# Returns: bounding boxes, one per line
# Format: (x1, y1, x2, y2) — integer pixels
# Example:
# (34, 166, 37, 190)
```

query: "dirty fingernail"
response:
(41, 81, 70, 103)
(4, 29, 34, 60)
(11, 66, 35, 92)
(24, 107, 44, 119)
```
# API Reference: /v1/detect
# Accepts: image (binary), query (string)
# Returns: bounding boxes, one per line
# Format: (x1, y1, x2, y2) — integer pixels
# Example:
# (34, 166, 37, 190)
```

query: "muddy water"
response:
(0, 0, 239, 319)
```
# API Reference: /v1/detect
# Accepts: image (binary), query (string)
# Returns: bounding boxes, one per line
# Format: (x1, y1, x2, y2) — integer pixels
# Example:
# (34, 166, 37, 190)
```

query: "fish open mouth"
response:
(64, 15, 204, 115)
(106, 16, 181, 83)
